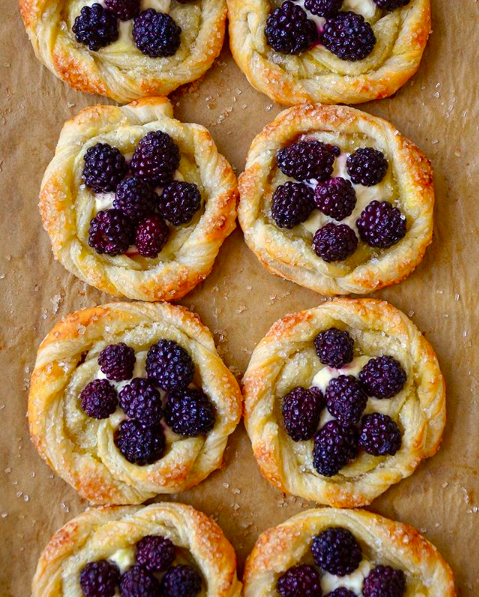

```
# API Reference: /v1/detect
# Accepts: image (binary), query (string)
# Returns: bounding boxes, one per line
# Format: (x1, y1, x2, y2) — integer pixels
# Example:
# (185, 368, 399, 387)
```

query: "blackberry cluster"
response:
(80, 379, 118, 420)
(313, 420, 359, 477)
(114, 419, 166, 465)
(164, 388, 215, 437)
(325, 375, 368, 426)
(346, 148, 388, 187)
(161, 565, 202, 597)
(136, 535, 176, 572)
(363, 565, 406, 597)
(98, 342, 136, 381)
(277, 140, 337, 182)
(314, 177, 357, 221)
(158, 181, 201, 226)
(276, 564, 323, 597)
(146, 339, 195, 391)
(358, 355, 406, 398)
(133, 9, 182, 58)
(265, 1, 318, 55)
(271, 182, 314, 229)
(321, 12, 376, 61)
(88, 209, 134, 256)
(135, 215, 170, 258)
(373, 0, 410, 9)
(314, 328, 354, 369)
(119, 378, 163, 426)
(80, 560, 119, 597)
(113, 177, 157, 224)
(104, 0, 140, 20)
(312, 223, 358, 262)
(304, 0, 343, 17)
(282, 386, 324, 441)
(311, 527, 362, 576)
(359, 413, 402, 456)
(325, 589, 356, 597)
(119, 565, 160, 597)
(130, 131, 181, 187)
(72, 4, 119, 51)
(356, 200, 406, 249)
(83, 143, 127, 193)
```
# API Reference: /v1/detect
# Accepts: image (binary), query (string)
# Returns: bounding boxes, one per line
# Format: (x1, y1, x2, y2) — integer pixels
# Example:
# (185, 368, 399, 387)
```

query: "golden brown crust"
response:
(228, 0, 431, 105)
(243, 298, 446, 508)
(238, 104, 434, 296)
(29, 301, 243, 505)
(39, 98, 238, 301)
(243, 508, 456, 597)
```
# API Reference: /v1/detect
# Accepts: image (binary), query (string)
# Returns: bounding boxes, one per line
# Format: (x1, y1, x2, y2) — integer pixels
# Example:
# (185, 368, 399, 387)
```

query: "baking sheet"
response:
(1, 1, 479, 594)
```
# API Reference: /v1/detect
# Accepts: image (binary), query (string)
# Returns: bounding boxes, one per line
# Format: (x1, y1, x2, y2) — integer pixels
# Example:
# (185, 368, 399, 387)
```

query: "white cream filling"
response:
(342, 0, 379, 19)
(311, 355, 370, 392)
(109, 547, 135, 573)
(321, 559, 372, 593)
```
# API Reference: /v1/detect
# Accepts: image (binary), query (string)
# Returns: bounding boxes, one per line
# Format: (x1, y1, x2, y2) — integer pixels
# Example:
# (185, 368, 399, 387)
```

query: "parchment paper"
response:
(1, 1, 479, 594)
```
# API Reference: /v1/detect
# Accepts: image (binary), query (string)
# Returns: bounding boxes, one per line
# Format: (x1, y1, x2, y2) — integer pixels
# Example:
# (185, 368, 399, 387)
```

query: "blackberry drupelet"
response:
(133, 9, 182, 57)
(314, 177, 357, 221)
(325, 375, 368, 426)
(158, 181, 201, 226)
(164, 388, 215, 436)
(358, 356, 406, 398)
(88, 209, 134, 256)
(311, 527, 362, 577)
(271, 181, 314, 229)
(373, 0, 410, 9)
(276, 140, 337, 182)
(356, 200, 406, 249)
(72, 4, 119, 51)
(136, 535, 176, 572)
(98, 342, 136, 382)
(130, 131, 180, 187)
(362, 565, 406, 597)
(104, 0, 140, 20)
(304, 0, 343, 17)
(135, 214, 170, 258)
(119, 378, 163, 426)
(324, 590, 357, 597)
(80, 560, 119, 597)
(119, 565, 160, 597)
(146, 339, 194, 391)
(314, 327, 354, 369)
(83, 143, 127, 193)
(113, 177, 157, 224)
(346, 148, 388, 187)
(80, 379, 118, 420)
(161, 565, 202, 597)
(312, 223, 358, 262)
(114, 419, 165, 465)
(321, 12, 376, 61)
(312, 420, 358, 477)
(265, 1, 318, 55)
(282, 386, 324, 441)
(359, 413, 402, 456)
(277, 564, 323, 597)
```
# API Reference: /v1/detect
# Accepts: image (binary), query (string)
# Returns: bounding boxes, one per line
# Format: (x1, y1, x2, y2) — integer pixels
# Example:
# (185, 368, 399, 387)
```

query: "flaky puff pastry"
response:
(29, 302, 242, 504)
(239, 104, 433, 296)
(243, 298, 445, 508)
(228, 0, 430, 106)
(40, 98, 237, 301)
(243, 508, 455, 597)
(20, 0, 226, 102)
(33, 502, 242, 597)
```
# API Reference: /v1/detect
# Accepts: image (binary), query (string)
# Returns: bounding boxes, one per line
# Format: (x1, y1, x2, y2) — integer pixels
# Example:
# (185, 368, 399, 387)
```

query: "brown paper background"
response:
(1, 1, 479, 594)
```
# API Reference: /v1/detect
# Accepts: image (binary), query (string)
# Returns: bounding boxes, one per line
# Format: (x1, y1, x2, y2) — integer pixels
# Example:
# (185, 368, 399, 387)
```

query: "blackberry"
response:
(80, 379, 118, 420)
(277, 564, 323, 597)
(72, 4, 119, 51)
(324, 590, 356, 597)
(158, 181, 201, 226)
(130, 131, 180, 187)
(119, 378, 163, 426)
(325, 375, 368, 426)
(346, 148, 388, 187)
(312, 223, 358, 262)
(282, 386, 324, 441)
(80, 560, 120, 597)
(136, 535, 176, 572)
(314, 328, 354, 369)
(114, 419, 165, 465)
(146, 339, 194, 391)
(119, 565, 160, 597)
(133, 9, 182, 57)
(314, 178, 357, 221)
(105, 0, 140, 20)
(271, 181, 314, 229)
(265, 1, 318, 55)
(164, 388, 215, 436)
(88, 209, 134, 256)
(311, 527, 362, 577)
(98, 343, 136, 382)
(135, 215, 170, 258)
(304, 0, 343, 17)
(161, 565, 202, 597)
(113, 177, 157, 224)
(312, 420, 358, 477)
(363, 565, 406, 597)
(373, 0, 410, 9)
(358, 356, 406, 398)
(356, 200, 406, 249)
(359, 413, 402, 456)
(276, 140, 337, 182)
(83, 143, 127, 193)
(321, 12, 376, 61)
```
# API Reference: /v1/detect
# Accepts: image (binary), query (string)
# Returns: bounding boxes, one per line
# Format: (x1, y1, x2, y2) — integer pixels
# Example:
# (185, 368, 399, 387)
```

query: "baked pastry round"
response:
(29, 301, 242, 504)
(32, 502, 242, 597)
(40, 97, 237, 301)
(20, 0, 227, 102)
(238, 104, 434, 296)
(243, 508, 455, 597)
(243, 298, 445, 507)
(228, 0, 430, 105)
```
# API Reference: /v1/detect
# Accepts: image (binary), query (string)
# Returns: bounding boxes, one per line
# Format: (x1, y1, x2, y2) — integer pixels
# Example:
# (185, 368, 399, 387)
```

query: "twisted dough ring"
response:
(238, 104, 434, 296)
(29, 302, 243, 504)
(243, 508, 455, 597)
(33, 502, 242, 597)
(243, 298, 445, 507)
(228, 0, 430, 105)
(40, 98, 237, 301)
(20, 0, 226, 102)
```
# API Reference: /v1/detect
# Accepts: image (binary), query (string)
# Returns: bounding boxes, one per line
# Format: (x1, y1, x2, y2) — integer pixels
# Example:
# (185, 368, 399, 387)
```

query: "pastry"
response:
(20, 0, 226, 102)
(39, 98, 237, 301)
(228, 0, 430, 105)
(32, 502, 242, 597)
(238, 104, 434, 296)
(28, 301, 242, 504)
(243, 298, 445, 507)
(243, 508, 455, 597)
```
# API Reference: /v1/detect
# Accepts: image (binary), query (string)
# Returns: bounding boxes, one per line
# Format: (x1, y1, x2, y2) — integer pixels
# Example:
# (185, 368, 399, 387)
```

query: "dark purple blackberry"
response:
(98, 343, 136, 382)
(265, 1, 318, 55)
(80, 379, 118, 420)
(312, 223, 358, 262)
(359, 413, 402, 456)
(132, 9, 182, 57)
(304, 0, 343, 17)
(119, 565, 160, 597)
(119, 378, 163, 426)
(114, 419, 165, 465)
(276, 141, 337, 182)
(135, 215, 170, 258)
(311, 527, 362, 577)
(164, 388, 215, 436)
(136, 535, 176, 572)
(72, 4, 119, 51)
(358, 356, 406, 398)
(146, 339, 194, 391)
(83, 143, 127, 193)
(321, 12, 376, 61)
(373, 0, 410, 9)
(325, 375, 367, 426)
(324, 590, 356, 597)
(130, 131, 180, 187)
(312, 420, 358, 477)
(277, 564, 323, 597)
(158, 181, 201, 226)
(346, 148, 388, 187)
(363, 565, 406, 597)
(271, 181, 314, 229)
(105, 0, 140, 20)
(356, 200, 406, 249)
(161, 565, 202, 597)
(80, 560, 120, 597)
(282, 386, 324, 441)
(113, 177, 157, 224)
(88, 209, 134, 256)
(314, 178, 357, 221)
(314, 328, 354, 369)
